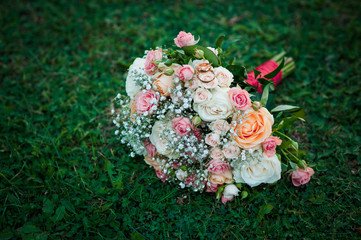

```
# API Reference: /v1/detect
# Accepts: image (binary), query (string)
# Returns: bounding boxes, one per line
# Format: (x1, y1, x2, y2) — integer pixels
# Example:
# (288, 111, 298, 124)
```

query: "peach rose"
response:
(205, 132, 220, 147)
(193, 88, 212, 104)
(144, 156, 162, 168)
(209, 119, 230, 135)
(231, 107, 274, 149)
(222, 142, 240, 159)
(228, 87, 252, 111)
(263, 136, 282, 157)
(135, 90, 159, 114)
(145, 49, 163, 75)
(152, 73, 174, 97)
(174, 31, 198, 48)
(207, 158, 229, 174)
(209, 169, 233, 185)
(291, 167, 314, 187)
(210, 147, 224, 160)
(176, 65, 194, 81)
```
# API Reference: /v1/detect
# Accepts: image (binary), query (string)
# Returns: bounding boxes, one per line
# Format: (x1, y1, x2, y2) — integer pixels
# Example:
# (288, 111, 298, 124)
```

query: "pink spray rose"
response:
(172, 117, 192, 136)
(135, 90, 159, 114)
(176, 65, 194, 81)
(207, 159, 230, 175)
(206, 182, 219, 192)
(291, 167, 315, 187)
(228, 87, 252, 111)
(155, 169, 168, 182)
(144, 139, 157, 157)
(221, 195, 234, 204)
(193, 127, 203, 141)
(263, 136, 282, 157)
(145, 49, 163, 75)
(174, 31, 198, 48)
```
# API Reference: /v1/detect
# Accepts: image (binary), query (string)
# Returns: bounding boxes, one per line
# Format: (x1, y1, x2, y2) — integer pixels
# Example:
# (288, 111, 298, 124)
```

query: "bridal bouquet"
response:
(112, 31, 314, 204)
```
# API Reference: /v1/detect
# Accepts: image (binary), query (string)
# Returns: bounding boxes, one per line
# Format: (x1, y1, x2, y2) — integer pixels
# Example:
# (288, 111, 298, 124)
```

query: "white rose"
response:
(126, 58, 145, 99)
(193, 87, 234, 121)
(149, 120, 179, 159)
(222, 142, 240, 159)
(193, 88, 212, 103)
(223, 184, 239, 198)
(233, 151, 281, 187)
(175, 169, 188, 181)
(214, 66, 234, 87)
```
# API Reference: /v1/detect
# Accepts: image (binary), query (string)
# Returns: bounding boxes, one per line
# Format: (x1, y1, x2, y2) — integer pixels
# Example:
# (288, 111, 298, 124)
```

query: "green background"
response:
(1, 0, 360, 239)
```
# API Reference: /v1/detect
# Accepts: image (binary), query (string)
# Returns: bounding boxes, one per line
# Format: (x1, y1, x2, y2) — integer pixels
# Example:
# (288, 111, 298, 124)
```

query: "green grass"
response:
(1, 0, 360, 239)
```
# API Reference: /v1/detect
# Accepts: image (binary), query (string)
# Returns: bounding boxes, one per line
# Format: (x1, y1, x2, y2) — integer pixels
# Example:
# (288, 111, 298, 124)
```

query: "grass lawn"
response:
(1, 0, 360, 239)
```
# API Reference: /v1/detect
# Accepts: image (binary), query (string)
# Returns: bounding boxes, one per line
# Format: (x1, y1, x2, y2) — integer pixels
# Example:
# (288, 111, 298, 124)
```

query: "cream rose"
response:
(205, 133, 220, 147)
(209, 119, 230, 135)
(233, 151, 281, 187)
(192, 60, 218, 89)
(193, 87, 234, 121)
(193, 88, 212, 104)
(126, 58, 145, 99)
(149, 120, 179, 159)
(214, 66, 234, 87)
(222, 142, 240, 159)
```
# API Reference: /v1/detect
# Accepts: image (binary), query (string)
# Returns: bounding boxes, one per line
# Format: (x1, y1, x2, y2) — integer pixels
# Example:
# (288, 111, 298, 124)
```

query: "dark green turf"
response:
(1, 0, 360, 239)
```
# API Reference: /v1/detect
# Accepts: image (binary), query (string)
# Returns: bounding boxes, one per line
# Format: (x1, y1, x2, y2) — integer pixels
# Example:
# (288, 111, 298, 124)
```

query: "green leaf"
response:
(289, 161, 298, 170)
(226, 65, 246, 78)
(271, 105, 301, 113)
(60, 200, 76, 214)
(235, 183, 242, 189)
(264, 58, 284, 79)
(260, 83, 271, 107)
(216, 185, 225, 200)
(21, 224, 42, 234)
(254, 69, 261, 79)
(215, 35, 225, 48)
(51, 206, 66, 222)
(241, 191, 248, 199)
(257, 204, 273, 222)
(182, 46, 220, 66)
(42, 198, 54, 215)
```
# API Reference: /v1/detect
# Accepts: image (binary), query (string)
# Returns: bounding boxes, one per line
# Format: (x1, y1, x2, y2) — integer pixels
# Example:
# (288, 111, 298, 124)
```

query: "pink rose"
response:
(205, 133, 220, 147)
(155, 169, 168, 182)
(228, 87, 252, 111)
(221, 195, 234, 204)
(210, 147, 224, 160)
(174, 31, 197, 48)
(291, 167, 315, 187)
(193, 127, 203, 141)
(144, 139, 157, 157)
(145, 49, 163, 75)
(135, 90, 159, 114)
(263, 136, 282, 157)
(206, 182, 219, 192)
(176, 65, 194, 81)
(172, 117, 192, 136)
(222, 142, 240, 159)
(207, 159, 230, 175)
(209, 120, 230, 135)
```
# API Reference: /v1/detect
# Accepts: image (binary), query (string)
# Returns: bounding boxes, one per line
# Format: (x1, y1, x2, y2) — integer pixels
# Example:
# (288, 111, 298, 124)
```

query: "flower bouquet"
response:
(112, 31, 314, 204)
